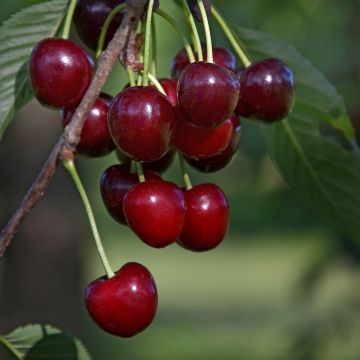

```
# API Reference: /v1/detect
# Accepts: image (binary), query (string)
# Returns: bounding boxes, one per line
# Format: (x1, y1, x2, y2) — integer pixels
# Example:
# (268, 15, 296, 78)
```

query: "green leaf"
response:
(0, 324, 91, 359)
(232, 27, 360, 240)
(0, 0, 68, 141)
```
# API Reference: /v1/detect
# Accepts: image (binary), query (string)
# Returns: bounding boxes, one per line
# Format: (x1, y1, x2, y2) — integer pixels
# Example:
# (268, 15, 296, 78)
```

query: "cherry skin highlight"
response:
(74, 0, 126, 51)
(100, 164, 160, 225)
(178, 62, 240, 128)
(174, 109, 233, 159)
(236, 58, 295, 122)
(108, 86, 175, 162)
(85, 262, 157, 338)
(29, 38, 93, 109)
(123, 180, 186, 248)
(62, 93, 114, 157)
(178, 184, 229, 252)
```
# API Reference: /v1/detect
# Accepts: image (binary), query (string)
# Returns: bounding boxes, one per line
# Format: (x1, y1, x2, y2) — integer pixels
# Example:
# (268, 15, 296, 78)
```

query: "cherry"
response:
(159, 79, 178, 106)
(185, 114, 241, 172)
(29, 38, 93, 109)
(100, 164, 160, 225)
(178, 62, 240, 128)
(236, 58, 295, 122)
(85, 262, 157, 338)
(178, 184, 229, 252)
(108, 86, 175, 162)
(123, 180, 185, 248)
(171, 46, 236, 80)
(174, 109, 233, 159)
(74, 0, 126, 51)
(186, 0, 212, 22)
(62, 93, 114, 157)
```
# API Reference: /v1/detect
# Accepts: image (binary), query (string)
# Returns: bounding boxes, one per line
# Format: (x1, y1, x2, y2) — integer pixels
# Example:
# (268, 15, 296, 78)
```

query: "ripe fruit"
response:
(178, 62, 240, 128)
(178, 184, 229, 252)
(108, 86, 175, 162)
(74, 0, 126, 51)
(171, 46, 236, 79)
(123, 180, 185, 248)
(62, 93, 114, 157)
(185, 115, 241, 172)
(236, 58, 295, 122)
(174, 109, 233, 159)
(159, 78, 178, 106)
(85, 262, 157, 338)
(100, 164, 160, 225)
(29, 38, 93, 109)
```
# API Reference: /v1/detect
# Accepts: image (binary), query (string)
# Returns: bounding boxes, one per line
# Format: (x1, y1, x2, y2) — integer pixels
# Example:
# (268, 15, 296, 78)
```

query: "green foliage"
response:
(0, 324, 91, 359)
(0, 0, 68, 140)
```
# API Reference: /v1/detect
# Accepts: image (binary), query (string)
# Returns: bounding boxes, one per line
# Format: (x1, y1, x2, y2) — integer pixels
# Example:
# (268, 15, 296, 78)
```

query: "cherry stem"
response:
(136, 162, 146, 183)
(197, 0, 213, 63)
(96, 3, 127, 61)
(0, 336, 22, 359)
(127, 68, 136, 87)
(178, 152, 193, 191)
(151, 19, 158, 77)
(142, 0, 155, 86)
(155, 9, 195, 63)
(148, 73, 166, 95)
(181, 0, 203, 61)
(61, 0, 77, 40)
(63, 160, 115, 279)
(211, 7, 251, 68)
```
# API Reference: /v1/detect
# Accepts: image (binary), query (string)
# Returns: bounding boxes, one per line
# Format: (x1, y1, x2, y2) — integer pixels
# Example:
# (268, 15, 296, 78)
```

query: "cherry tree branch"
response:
(0, 0, 149, 257)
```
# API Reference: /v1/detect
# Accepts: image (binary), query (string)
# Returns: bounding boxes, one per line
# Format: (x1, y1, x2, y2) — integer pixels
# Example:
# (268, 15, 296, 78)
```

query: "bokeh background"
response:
(1, 0, 360, 359)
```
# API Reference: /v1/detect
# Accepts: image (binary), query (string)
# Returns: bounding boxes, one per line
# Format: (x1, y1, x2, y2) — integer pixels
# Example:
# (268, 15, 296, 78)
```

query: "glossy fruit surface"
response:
(236, 58, 295, 122)
(178, 62, 240, 127)
(123, 180, 185, 248)
(74, 0, 126, 50)
(62, 93, 114, 157)
(100, 164, 160, 225)
(171, 46, 236, 79)
(185, 115, 241, 172)
(174, 109, 233, 159)
(178, 184, 229, 251)
(108, 86, 175, 162)
(159, 78, 178, 106)
(29, 38, 93, 109)
(85, 262, 157, 338)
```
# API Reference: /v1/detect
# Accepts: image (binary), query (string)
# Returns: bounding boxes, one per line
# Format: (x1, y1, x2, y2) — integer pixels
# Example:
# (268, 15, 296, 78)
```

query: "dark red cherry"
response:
(108, 86, 175, 162)
(178, 62, 239, 128)
(62, 93, 114, 157)
(159, 79, 178, 106)
(100, 164, 160, 225)
(236, 58, 295, 122)
(123, 180, 186, 248)
(186, 0, 212, 22)
(85, 262, 157, 338)
(29, 38, 93, 109)
(74, 0, 126, 51)
(171, 46, 236, 80)
(174, 109, 233, 159)
(185, 115, 241, 172)
(178, 184, 229, 252)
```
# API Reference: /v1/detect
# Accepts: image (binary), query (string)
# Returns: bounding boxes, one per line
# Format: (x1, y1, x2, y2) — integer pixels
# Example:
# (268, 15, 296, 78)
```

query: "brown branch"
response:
(0, 0, 149, 257)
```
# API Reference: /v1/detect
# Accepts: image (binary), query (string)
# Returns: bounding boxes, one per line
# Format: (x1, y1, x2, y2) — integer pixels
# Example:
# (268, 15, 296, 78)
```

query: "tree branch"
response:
(0, 0, 149, 257)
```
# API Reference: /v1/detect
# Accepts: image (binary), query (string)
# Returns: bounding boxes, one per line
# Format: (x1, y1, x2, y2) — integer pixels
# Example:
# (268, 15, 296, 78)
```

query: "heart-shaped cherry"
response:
(178, 184, 229, 252)
(100, 164, 160, 225)
(108, 86, 175, 162)
(62, 93, 114, 157)
(85, 262, 157, 338)
(29, 38, 93, 109)
(123, 180, 185, 248)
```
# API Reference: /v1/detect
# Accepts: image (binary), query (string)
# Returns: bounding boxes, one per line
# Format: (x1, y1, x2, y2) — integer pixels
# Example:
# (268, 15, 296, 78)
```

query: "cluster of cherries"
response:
(28, 0, 294, 338)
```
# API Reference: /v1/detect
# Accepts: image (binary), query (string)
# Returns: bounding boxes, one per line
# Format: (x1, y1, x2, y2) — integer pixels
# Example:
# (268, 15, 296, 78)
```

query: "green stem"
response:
(136, 162, 146, 183)
(178, 153, 193, 190)
(95, 3, 126, 61)
(142, 0, 155, 86)
(151, 19, 158, 77)
(181, 0, 203, 61)
(155, 9, 195, 63)
(127, 68, 136, 87)
(197, 0, 213, 63)
(63, 160, 115, 279)
(61, 0, 77, 39)
(211, 7, 251, 68)
(0, 336, 22, 359)
(148, 73, 166, 96)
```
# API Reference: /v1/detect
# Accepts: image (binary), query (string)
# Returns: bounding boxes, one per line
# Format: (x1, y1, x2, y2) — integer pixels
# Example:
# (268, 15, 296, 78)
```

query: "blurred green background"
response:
(1, 1, 360, 359)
